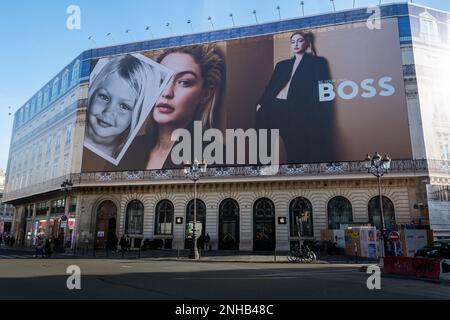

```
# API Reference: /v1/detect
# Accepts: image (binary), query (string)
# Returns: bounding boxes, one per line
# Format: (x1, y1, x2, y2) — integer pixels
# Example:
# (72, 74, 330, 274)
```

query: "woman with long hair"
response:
(256, 31, 336, 164)
(120, 44, 226, 170)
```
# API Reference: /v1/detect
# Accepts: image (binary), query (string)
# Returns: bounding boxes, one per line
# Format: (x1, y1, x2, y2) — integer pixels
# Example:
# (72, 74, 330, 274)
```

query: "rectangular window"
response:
(52, 79, 59, 101)
(63, 154, 69, 174)
(62, 70, 69, 92)
(65, 124, 72, 146)
(46, 136, 52, 154)
(70, 197, 77, 214)
(55, 131, 61, 151)
(37, 93, 43, 110)
(43, 86, 50, 107)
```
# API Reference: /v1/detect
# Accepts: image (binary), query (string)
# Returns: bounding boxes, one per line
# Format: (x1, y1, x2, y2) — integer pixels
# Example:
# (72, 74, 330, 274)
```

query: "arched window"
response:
(155, 200, 174, 235)
(219, 198, 240, 250)
(368, 196, 396, 231)
(95, 200, 117, 250)
(254, 198, 275, 218)
(253, 198, 276, 251)
(125, 200, 144, 235)
(290, 197, 314, 238)
(328, 196, 353, 230)
(185, 199, 206, 249)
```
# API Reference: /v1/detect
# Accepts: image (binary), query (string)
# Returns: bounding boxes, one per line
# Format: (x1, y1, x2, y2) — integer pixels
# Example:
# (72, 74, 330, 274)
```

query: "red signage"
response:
(384, 257, 441, 280)
(389, 231, 400, 242)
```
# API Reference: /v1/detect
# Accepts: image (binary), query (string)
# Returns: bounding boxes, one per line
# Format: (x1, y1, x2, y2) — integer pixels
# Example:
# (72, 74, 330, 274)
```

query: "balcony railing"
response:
(3, 159, 449, 203)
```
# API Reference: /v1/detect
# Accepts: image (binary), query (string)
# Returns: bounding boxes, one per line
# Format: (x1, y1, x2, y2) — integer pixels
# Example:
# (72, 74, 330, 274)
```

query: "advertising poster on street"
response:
(81, 18, 411, 172)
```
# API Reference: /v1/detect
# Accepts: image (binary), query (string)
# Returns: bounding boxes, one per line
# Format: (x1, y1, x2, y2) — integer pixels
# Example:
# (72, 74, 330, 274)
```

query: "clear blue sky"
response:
(0, 0, 449, 170)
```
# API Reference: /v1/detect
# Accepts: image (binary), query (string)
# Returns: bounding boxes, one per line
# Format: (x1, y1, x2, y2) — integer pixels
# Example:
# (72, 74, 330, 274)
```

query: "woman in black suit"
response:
(256, 31, 336, 164)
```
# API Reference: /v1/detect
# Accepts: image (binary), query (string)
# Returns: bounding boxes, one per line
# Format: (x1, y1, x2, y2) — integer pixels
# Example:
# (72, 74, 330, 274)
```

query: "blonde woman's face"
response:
(154, 52, 204, 126)
(88, 73, 135, 140)
(291, 34, 307, 54)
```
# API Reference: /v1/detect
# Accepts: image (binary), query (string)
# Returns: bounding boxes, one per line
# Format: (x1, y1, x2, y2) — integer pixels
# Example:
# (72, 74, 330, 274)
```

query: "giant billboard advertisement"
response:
(82, 18, 412, 172)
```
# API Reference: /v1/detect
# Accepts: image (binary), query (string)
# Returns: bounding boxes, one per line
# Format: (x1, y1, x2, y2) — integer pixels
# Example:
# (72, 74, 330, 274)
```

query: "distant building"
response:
(0, 169, 14, 234)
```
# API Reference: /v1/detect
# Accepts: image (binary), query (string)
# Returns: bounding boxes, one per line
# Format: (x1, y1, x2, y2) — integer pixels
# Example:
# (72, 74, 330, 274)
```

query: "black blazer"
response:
(257, 54, 337, 164)
(258, 53, 330, 107)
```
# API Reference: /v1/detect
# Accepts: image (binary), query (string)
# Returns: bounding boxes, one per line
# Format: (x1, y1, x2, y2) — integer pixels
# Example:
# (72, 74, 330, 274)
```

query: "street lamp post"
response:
(184, 160, 207, 260)
(229, 13, 236, 27)
(364, 152, 391, 258)
(60, 179, 73, 252)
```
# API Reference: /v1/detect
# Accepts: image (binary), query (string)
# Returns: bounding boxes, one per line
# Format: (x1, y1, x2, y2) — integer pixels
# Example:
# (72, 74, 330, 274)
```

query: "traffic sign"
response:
(388, 231, 400, 242)
(60, 215, 68, 222)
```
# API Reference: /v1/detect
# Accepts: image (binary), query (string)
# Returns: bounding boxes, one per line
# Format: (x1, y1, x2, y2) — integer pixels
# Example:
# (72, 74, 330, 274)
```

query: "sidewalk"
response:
(71, 248, 377, 265)
(2, 246, 377, 265)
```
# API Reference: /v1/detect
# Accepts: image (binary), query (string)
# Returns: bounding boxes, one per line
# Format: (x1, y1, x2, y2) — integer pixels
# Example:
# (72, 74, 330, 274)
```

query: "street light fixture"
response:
(252, 10, 259, 24)
(145, 26, 154, 39)
(330, 0, 336, 12)
(229, 13, 236, 27)
(125, 29, 134, 41)
(207, 16, 215, 30)
(300, 1, 305, 17)
(166, 22, 173, 35)
(106, 32, 116, 44)
(60, 179, 74, 252)
(184, 159, 208, 260)
(187, 20, 194, 32)
(364, 152, 391, 258)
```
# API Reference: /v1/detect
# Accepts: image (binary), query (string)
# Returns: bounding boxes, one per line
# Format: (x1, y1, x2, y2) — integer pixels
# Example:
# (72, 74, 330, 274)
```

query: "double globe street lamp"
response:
(364, 152, 391, 258)
(184, 159, 208, 260)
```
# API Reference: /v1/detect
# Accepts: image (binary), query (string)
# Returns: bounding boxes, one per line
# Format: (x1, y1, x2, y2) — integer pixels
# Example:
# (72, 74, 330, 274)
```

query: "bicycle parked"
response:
(288, 241, 317, 263)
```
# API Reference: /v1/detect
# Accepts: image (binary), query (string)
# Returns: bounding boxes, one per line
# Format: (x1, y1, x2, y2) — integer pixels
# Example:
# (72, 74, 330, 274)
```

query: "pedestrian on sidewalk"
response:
(34, 236, 45, 258)
(9, 235, 15, 248)
(0, 234, 3, 248)
(205, 233, 211, 251)
(126, 235, 131, 251)
(44, 238, 52, 258)
(119, 235, 126, 253)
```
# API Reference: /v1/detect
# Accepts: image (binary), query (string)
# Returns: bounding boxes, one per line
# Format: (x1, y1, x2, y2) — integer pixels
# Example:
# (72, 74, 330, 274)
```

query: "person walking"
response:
(9, 235, 15, 248)
(126, 235, 131, 251)
(205, 233, 211, 251)
(34, 236, 45, 258)
(119, 235, 126, 253)
(44, 238, 52, 258)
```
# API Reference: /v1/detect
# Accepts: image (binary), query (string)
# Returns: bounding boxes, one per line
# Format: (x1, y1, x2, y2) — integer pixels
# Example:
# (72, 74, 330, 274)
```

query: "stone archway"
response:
(94, 200, 117, 249)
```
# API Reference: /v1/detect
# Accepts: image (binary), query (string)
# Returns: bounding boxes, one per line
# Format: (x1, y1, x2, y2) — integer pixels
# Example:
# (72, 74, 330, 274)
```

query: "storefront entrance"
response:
(219, 199, 240, 250)
(95, 201, 117, 249)
(253, 198, 276, 252)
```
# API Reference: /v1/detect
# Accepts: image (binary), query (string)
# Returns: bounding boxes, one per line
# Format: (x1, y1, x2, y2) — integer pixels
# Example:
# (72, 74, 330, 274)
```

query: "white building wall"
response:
(77, 183, 413, 252)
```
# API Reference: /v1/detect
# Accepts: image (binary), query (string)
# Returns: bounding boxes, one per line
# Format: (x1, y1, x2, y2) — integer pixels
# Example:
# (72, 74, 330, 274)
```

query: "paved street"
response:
(1, 249, 449, 300)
